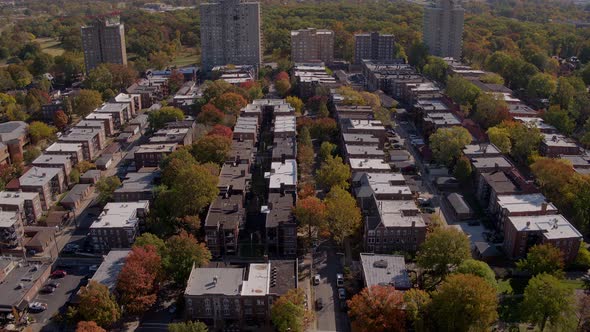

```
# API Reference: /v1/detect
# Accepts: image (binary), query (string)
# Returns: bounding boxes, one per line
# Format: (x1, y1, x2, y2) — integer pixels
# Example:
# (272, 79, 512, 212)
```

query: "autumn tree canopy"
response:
(324, 186, 362, 244)
(78, 281, 121, 328)
(347, 285, 406, 332)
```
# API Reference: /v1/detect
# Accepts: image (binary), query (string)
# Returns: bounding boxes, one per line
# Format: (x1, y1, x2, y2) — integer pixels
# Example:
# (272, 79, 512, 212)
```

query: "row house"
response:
(126, 76, 169, 108)
(334, 104, 374, 121)
(234, 117, 259, 143)
(204, 195, 245, 257)
(75, 120, 107, 139)
(45, 142, 84, 165)
(94, 103, 131, 129)
(85, 113, 116, 136)
(134, 143, 178, 169)
(344, 144, 386, 161)
(218, 163, 252, 198)
(264, 192, 297, 256)
(267, 160, 297, 194)
(292, 63, 339, 99)
(113, 172, 160, 202)
(340, 119, 387, 147)
(352, 172, 412, 211)
(227, 139, 256, 167)
(540, 133, 581, 157)
(271, 137, 296, 163)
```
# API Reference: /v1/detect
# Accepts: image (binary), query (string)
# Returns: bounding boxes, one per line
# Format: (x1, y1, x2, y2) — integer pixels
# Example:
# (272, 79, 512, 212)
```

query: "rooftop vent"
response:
(373, 259, 388, 268)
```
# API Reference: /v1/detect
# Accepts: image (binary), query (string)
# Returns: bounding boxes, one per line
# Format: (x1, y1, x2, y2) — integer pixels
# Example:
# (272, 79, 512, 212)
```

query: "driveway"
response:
(312, 241, 349, 332)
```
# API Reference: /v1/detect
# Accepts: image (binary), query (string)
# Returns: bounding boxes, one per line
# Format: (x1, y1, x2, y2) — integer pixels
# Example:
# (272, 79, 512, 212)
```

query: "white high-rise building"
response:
(200, 0, 262, 71)
(423, 0, 464, 59)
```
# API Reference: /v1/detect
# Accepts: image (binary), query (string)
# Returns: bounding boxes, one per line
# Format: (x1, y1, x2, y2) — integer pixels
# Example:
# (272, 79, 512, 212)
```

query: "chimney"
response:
(213, 276, 218, 285)
(541, 202, 547, 213)
(494, 163, 499, 172)
(526, 221, 530, 228)
(240, 169, 246, 176)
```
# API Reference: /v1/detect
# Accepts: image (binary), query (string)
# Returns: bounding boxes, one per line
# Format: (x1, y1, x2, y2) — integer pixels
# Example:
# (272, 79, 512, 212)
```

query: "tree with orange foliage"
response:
(293, 196, 326, 242)
(297, 182, 315, 199)
(76, 321, 106, 332)
(207, 124, 233, 139)
(197, 104, 225, 125)
(213, 92, 247, 116)
(53, 110, 69, 130)
(275, 71, 289, 81)
(116, 245, 162, 315)
(297, 144, 314, 175)
(347, 285, 406, 332)
(168, 69, 185, 94)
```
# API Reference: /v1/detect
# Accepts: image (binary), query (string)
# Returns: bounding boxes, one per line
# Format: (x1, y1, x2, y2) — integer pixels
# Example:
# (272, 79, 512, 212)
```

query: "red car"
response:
(50, 270, 67, 278)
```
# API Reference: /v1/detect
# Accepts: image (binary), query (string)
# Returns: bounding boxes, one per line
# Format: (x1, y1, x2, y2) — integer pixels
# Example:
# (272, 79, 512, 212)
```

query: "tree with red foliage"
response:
(275, 71, 289, 81)
(168, 69, 185, 94)
(207, 124, 233, 139)
(197, 104, 225, 125)
(116, 245, 162, 315)
(53, 110, 69, 130)
(347, 285, 406, 332)
(213, 92, 248, 116)
(306, 96, 328, 113)
(76, 321, 106, 332)
(293, 196, 327, 242)
(239, 81, 255, 90)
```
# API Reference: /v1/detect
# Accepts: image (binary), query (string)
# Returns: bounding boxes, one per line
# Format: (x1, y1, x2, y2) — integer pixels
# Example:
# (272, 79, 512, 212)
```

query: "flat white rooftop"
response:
(45, 142, 83, 153)
(241, 263, 270, 296)
(508, 214, 582, 240)
(86, 113, 113, 120)
(95, 103, 128, 113)
(542, 133, 578, 148)
(347, 119, 385, 131)
(349, 158, 390, 171)
(497, 194, 556, 214)
(90, 201, 148, 229)
(345, 144, 385, 156)
(514, 117, 556, 132)
(32, 154, 71, 165)
(274, 116, 296, 133)
(0, 210, 20, 228)
(136, 144, 177, 153)
(268, 160, 297, 189)
(378, 200, 425, 227)
(0, 191, 39, 206)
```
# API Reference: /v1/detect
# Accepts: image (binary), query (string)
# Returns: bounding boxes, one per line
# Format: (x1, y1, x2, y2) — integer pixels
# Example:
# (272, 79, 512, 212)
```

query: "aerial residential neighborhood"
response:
(0, 0, 589, 331)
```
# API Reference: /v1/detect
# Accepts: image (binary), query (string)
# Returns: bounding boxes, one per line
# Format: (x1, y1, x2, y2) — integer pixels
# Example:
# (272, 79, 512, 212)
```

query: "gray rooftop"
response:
(90, 249, 131, 291)
(0, 121, 27, 142)
(0, 260, 50, 311)
(360, 253, 411, 290)
(470, 156, 512, 170)
(19, 167, 62, 187)
(446, 193, 473, 215)
(115, 172, 159, 193)
(60, 184, 92, 205)
(185, 267, 244, 296)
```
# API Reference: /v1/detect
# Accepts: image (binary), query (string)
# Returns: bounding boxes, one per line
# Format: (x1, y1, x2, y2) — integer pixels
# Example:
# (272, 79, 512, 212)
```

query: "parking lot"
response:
(28, 264, 95, 327)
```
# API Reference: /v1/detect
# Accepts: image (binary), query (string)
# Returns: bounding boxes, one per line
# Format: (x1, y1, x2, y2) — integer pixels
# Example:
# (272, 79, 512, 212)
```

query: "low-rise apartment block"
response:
(272, 137, 296, 163)
(349, 158, 391, 174)
(134, 143, 178, 169)
(89, 201, 150, 252)
(293, 64, 338, 99)
(540, 133, 580, 157)
(110, 93, 142, 117)
(94, 103, 131, 129)
(342, 133, 380, 147)
(340, 119, 387, 146)
(0, 191, 42, 224)
(218, 163, 251, 198)
(344, 144, 385, 160)
(267, 160, 297, 194)
(489, 193, 558, 231)
(273, 116, 296, 138)
(85, 113, 115, 136)
(19, 167, 66, 210)
(31, 154, 73, 183)
(227, 139, 255, 166)
(363, 196, 427, 253)
(113, 172, 159, 202)
(148, 127, 193, 146)
(127, 76, 169, 108)
(334, 104, 374, 121)
(504, 214, 582, 263)
(359, 253, 411, 290)
(0, 210, 24, 252)
(0, 260, 51, 315)
(234, 117, 259, 143)
(353, 172, 412, 209)
(0, 121, 29, 164)
(45, 142, 84, 165)
(75, 120, 107, 139)
(184, 260, 297, 330)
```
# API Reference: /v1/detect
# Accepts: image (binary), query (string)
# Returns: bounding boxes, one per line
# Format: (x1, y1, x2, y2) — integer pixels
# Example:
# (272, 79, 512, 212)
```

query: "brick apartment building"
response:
(264, 192, 297, 256)
(204, 195, 245, 257)
(0, 191, 42, 224)
(89, 201, 150, 252)
(19, 167, 66, 211)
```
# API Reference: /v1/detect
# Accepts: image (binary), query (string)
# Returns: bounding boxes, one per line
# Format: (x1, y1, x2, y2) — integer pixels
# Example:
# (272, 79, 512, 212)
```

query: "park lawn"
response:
(171, 49, 199, 67)
(34, 37, 65, 56)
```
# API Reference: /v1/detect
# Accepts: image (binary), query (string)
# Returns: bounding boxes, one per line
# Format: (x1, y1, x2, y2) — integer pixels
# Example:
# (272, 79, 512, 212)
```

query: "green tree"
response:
(319, 141, 336, 161)
(417, 227, 471, 283)
(168, 321, 208, 332)
(86, 65, 113, 93)
(134, 232, 167, 256)
(527, 73, 557, 99)
(479, 72, 504, 85)
(430, 274, 498, 332)
(148, 106, 184, 130)
(506, 122, 543, 164)
(429, 127, 472, 166)
(521, 273, 575, 331)
(403, 289, 431, 332)
(298, 126, 312, 147)
(473, 92, 510, 129)
(318, 101, 329, 118)
(324, 186, 362, 244)
(167, 163, 219, 217)
(408, 42, 428, 71)
(191, 135, 232, 164)
(445, 76, 481, 111)
(69, 168, 80, 184)
(551, 77, 576, 110)
(544, 105, 575, 135)
(286, 96, 304, 115)
(28, 121, 57, 145)
(165, 231, 212, 284)
(78, 281, 121, 328)
(316, 155, 351, 190)
(516, 243, 565, 276)
(96, 176, 121, 205)
(23, 146, 41, 164)
(74, 90, 102, 117)
(455, 259, 497, 289)
(487, 127, 511, 154)
(271, 289, 307, 332)
(275, 79, 291, 97)
(423, 56, 448, 84)
(453, 156, 472, 183)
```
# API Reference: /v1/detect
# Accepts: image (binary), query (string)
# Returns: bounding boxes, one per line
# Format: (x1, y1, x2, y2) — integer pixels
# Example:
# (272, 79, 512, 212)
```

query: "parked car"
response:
(47, 281, 60, 288)
(313, 274, 321, 285)
(40, 285, 56, 294)
(338, 288, 346, 300)
(50, 270, 67, 278)
(315, 298, 323, 310)
(28, 302, 47, 312)
(421, 207, 436, 214)
(336, 273, 344, 287)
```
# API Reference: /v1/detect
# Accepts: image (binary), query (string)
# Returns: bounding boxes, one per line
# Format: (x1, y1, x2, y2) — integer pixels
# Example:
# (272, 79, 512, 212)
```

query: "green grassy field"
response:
(171, 50, 199, 67)
(34, 37, 65, 56)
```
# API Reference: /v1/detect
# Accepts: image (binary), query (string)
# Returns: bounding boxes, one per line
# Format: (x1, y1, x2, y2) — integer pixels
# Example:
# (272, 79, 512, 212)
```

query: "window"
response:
(256, 299, 265, 306)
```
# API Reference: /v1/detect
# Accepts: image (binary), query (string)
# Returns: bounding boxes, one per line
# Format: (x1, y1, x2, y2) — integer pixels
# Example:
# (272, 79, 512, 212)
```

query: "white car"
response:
(336, 273, 344, 287)
(313, 274, 321, 285)
(28, 302, 47, 312)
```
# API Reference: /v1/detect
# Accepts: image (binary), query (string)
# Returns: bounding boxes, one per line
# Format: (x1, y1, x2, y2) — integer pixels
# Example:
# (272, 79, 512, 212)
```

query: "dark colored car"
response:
(50, 270, 67, 278)
(316, 298, 323, 310)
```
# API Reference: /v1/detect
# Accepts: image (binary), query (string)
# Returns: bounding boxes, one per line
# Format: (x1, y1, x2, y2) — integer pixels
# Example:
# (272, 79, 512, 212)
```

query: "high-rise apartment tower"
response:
(354, 32, 396, 64)
(291, 28, 334, 64)
(200, 0, 262, 71)
(423, 0, 464, 59)
(81, 17, 127, 74)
